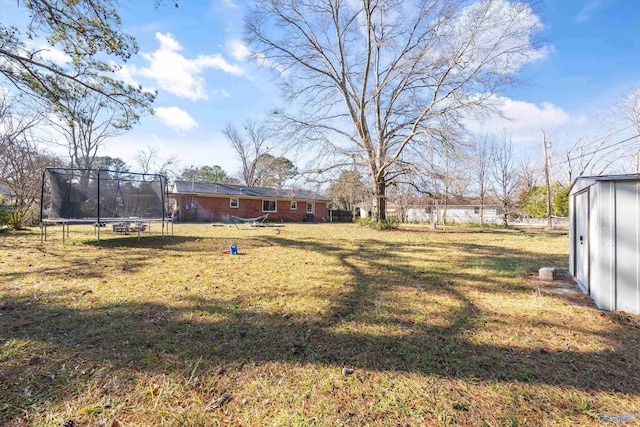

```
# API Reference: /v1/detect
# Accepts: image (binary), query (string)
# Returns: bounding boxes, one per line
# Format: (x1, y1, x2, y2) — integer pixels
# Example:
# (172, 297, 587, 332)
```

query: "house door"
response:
(575, 190, 589, 291)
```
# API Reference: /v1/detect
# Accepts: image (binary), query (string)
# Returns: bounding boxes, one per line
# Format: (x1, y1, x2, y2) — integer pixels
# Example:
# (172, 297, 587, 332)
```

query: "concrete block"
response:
(539, 267, 557, 281)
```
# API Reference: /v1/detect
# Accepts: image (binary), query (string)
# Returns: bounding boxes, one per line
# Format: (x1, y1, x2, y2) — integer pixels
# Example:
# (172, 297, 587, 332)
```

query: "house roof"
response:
(404, 196, 501, 207)
(569, 173, 640, 195)
(0, 183, 16, 196)
(171, 180, 329, 201)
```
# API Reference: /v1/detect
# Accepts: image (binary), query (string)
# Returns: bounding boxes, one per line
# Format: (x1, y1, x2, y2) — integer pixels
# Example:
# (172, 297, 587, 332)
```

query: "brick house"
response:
(170, 181, 329, 222)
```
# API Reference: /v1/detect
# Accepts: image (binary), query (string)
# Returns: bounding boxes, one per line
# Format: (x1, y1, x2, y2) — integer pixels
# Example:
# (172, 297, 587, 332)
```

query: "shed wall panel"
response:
(589, 184, 599, 297)
(595, 182, 615, 311)
(614, 182, 640, 313)
(569, 194, 576, 276)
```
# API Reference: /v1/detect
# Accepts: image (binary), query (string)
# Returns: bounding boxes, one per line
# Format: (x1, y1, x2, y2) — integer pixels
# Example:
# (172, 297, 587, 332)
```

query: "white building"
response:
(569, 174, 640, 314)
(358, 197, 500, 224)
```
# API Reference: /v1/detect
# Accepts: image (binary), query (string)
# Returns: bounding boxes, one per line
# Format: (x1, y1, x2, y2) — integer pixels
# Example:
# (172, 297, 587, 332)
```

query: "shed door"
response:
(575, 190, 589, 290)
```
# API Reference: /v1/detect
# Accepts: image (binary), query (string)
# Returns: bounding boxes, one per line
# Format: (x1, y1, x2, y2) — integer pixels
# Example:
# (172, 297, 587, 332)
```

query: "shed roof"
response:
(569, 174, 640, 195)
(171, 180, 329, 201)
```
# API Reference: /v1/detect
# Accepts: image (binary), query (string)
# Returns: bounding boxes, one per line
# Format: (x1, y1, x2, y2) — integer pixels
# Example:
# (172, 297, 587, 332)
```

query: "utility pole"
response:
(542, 131, 552, 229)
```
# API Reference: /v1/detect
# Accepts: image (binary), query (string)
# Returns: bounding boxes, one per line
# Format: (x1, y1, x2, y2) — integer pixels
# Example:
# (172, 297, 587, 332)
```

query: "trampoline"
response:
(40, 167, 173, 244)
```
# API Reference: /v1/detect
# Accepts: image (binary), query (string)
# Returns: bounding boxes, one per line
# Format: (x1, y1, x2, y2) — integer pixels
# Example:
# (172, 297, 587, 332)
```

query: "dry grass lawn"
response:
(1, 223, 639, 426)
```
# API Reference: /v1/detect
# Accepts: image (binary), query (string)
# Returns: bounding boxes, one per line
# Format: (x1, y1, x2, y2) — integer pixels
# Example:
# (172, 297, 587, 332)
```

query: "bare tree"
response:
(491, 133, 517, 227)
(47, 88, 131, 171)
(471, 133, 493, 225)
(559, 131, 627, 186)
(517, 157, 539, 193)
(136, 146, 178, 177)
(613, 88, 640, 172)
(0, 95, 63, 228)
(246, 0, 544, 221)
(223, 119, 273, 186)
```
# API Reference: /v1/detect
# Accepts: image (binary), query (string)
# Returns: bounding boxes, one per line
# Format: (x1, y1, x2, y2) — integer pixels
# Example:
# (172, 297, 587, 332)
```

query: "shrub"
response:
(356, 216, 398, 230)
(355, 217, 371, 227)
(0, 206, 11, 231)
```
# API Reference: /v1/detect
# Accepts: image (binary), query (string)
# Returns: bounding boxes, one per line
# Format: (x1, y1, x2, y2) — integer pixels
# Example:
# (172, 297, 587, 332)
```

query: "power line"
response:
(512, 124, 637, 158)
(549, 133, 640, 167)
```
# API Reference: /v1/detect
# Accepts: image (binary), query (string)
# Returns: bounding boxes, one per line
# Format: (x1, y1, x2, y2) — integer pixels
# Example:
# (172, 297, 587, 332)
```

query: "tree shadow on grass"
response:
(1, 229, 639, 423)
(2, 294, 639, 419)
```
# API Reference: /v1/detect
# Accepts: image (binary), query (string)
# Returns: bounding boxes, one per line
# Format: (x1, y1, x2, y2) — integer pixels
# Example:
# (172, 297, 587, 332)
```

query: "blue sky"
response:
(3, 0, 640, 177)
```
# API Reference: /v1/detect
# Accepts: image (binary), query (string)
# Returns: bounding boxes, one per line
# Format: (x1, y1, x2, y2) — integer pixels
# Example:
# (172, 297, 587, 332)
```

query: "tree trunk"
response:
(374, 178, 386, 222)
(502, 200, 509, 228)
(479, 182, 485, 226)
(442, 194, 448, 225)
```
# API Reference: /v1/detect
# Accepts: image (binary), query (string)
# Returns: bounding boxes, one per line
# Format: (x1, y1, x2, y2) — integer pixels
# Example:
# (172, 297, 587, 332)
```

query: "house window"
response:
(474, 207, 480, 214)
(307, 202, 313, 214)
(230, 198, 239, 208)
(262, 200, 277, 212)
(291, 201, 297, 210)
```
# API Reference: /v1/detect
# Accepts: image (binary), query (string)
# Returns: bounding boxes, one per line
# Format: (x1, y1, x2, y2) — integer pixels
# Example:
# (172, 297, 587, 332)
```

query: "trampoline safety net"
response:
(42, 168, 167, 220)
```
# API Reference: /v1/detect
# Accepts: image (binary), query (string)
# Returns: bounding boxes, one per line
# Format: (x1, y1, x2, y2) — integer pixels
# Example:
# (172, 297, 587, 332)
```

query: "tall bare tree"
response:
(613, 88, 640, 172)
(491, 133, 517, 227)
(246, 0, 544, 221)
(47, 87, 132, 171)
(559, 131, 628, 186)
(136, 146, 177, 177)
(0, 94, 62, 228)
(223, 119, 273, 186)
(471, 133, 493, 225)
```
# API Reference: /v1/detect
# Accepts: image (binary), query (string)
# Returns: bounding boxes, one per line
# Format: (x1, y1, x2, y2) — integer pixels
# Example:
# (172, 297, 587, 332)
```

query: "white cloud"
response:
(450, 0, 547, 74)
(115, 63, 146, 90)
(576, 0, 605, 23)
(255, 52, 288, 75)
(23, 41, 71, 66)
(466, 96, 572, 144)
(35, 44, 71, 66)
(218, 0, 239, 10)
(154, 106, 198, 131)
(226, 39, 250, 61)
(129, 32, 244, 101)
(211, 89, 231, 99)
(500, 99, 570, 130)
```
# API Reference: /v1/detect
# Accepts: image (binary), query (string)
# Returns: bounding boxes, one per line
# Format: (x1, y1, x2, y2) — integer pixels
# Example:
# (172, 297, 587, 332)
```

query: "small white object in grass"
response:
(539, 267, 556, 281)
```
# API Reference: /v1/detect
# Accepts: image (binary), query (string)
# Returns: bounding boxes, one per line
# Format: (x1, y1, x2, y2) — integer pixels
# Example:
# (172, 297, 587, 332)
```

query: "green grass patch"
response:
(0, 223, 638, 426)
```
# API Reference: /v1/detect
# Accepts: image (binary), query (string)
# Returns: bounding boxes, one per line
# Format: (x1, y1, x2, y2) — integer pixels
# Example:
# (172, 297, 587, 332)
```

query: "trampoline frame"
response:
(40, 168, 172, 244)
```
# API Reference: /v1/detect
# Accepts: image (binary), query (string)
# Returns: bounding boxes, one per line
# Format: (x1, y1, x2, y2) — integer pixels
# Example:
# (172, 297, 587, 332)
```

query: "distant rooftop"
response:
(171, 180, 329, 201)
(0, 183, 16, 196)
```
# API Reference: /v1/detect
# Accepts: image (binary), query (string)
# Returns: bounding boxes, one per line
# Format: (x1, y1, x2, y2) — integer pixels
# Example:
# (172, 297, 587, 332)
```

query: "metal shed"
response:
(569, 174, 640, 314)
